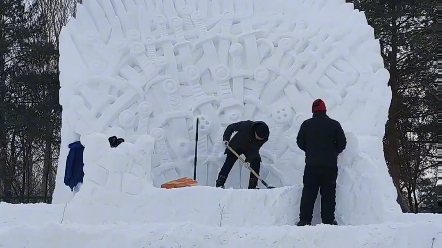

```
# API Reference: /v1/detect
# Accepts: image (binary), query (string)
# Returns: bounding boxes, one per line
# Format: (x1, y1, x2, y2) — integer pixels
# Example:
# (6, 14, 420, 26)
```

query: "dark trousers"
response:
(299, 165, 338, 224)
(217, 151, 261, 188)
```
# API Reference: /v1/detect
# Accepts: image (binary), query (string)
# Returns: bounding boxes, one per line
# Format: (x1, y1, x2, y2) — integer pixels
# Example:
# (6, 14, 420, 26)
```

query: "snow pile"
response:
(62, 186, 299, 226)
(2, 198, 441, 228)
(2, 0, 439, 247)
(1, 199, 441, 248)
(1, 221, 441, 248)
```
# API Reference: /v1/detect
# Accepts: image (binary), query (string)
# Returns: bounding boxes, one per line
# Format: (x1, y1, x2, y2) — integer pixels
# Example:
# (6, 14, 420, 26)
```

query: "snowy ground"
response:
(1, 188, 441, 248)
(0, 219, 441, 248)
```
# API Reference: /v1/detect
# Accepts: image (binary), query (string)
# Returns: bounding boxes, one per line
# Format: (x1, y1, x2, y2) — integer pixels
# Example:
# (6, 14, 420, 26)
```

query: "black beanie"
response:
(255, 123, 269, 139)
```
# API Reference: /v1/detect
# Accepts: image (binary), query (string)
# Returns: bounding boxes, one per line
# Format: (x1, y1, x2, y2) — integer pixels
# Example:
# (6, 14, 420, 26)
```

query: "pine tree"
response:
(349, 0, 437, 212)
(0, 0, 58, 202)
(0, 0, 29, 202)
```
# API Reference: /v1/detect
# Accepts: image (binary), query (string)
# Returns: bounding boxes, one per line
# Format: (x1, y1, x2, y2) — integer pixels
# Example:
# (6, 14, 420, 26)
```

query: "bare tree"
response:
(36, 0, 81, 47)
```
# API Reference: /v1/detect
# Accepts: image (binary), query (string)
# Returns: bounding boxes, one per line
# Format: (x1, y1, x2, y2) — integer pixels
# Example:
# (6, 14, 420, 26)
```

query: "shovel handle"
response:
(226, 145, 262, 183)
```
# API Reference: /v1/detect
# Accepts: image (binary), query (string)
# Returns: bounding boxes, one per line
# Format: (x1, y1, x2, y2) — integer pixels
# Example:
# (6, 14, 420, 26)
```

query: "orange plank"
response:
(161, 177, 198, 189)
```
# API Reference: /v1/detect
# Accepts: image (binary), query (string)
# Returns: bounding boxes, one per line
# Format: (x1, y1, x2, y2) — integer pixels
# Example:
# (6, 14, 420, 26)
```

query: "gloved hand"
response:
(223, 140, 229, 147)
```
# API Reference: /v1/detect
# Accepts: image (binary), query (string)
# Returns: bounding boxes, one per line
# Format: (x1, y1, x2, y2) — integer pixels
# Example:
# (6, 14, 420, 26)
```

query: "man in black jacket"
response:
(216, 120, 270, 189)
(296, 99, 347, 226)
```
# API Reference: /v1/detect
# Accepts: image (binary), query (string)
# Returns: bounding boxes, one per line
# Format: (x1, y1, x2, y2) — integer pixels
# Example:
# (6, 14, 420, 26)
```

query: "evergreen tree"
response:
(349, 0, 437, 212)
(0, 0, 58, 203)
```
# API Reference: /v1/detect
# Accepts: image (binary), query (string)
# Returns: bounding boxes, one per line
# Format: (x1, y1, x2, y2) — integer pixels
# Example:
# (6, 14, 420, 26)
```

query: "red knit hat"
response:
(312, 99, 326, 113)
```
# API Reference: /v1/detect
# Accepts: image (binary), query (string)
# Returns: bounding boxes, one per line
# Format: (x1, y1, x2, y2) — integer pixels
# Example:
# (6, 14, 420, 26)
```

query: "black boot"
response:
(296, 220, 311, 226)
(216, 175, 227, 188)
(323, 219, 338, 225)
(248, 177, 258, 189)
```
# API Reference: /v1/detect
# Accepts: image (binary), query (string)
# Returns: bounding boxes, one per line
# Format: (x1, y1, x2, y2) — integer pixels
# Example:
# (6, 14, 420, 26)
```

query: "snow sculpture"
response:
(53, 0, 401, 224)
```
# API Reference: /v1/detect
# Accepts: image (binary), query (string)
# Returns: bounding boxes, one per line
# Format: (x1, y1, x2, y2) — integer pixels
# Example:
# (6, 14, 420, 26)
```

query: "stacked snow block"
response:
(64, 185, 302, 227)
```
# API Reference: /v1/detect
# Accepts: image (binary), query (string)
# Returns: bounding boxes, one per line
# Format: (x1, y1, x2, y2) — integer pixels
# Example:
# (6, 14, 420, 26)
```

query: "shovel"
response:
(226, 144, 275, 189)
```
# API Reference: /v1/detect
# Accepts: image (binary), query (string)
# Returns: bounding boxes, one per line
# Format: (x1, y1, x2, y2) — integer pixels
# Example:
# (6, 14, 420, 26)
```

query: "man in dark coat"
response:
(296, 99, 347, 226)
(216, 120, 270, 189)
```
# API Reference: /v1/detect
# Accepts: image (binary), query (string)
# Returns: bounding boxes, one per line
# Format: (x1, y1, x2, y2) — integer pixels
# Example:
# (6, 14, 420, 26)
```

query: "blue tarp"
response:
(63, 141, 85, 191)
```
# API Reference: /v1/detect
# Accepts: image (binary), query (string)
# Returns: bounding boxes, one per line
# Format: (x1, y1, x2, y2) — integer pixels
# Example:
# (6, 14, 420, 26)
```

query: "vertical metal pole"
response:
(193, 118, 199, 181)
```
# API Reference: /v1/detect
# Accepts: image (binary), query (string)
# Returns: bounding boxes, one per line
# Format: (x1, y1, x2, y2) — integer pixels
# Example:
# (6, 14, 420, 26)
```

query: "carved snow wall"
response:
(52, 0, 399, 219)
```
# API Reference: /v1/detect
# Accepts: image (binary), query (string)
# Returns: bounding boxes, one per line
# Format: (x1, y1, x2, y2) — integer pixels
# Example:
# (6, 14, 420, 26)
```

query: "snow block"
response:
(63, 186, 301, 227)
(2, 202, 441, 228)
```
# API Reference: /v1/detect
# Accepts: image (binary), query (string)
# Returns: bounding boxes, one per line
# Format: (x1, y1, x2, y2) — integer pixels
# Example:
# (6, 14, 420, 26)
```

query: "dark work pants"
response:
(217, 151, 261, 188)
(299, 165, 338, 224)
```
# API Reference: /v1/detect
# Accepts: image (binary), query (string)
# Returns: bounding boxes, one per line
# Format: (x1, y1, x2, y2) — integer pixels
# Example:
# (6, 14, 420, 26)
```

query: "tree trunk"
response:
(26, 136, 32, 202)
(9, 131, 16, 200)
(42, 123, 53, 203)
(406, 187, 413, 212)
(21, 133, 26, 200)
(412, 188, 419, 213)
(0, 16, 10, 202)
(384, 6, 410, 213)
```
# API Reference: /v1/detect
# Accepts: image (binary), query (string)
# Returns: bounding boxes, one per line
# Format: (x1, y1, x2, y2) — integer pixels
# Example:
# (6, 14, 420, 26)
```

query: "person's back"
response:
(296, 99, 347, 226)
(297, 110, 346, 167)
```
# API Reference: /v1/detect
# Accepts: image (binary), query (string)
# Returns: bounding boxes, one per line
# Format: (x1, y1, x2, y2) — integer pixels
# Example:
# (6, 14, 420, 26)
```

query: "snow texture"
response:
(0, 221, 441, 248)
(0, 0, 434, 247)
(1, 200, 441, 247)
(53, 0, 400, 224)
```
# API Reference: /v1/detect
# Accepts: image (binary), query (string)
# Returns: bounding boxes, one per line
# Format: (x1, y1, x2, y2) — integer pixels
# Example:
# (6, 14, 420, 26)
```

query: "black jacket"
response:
(296, 112, 347, 167)
(223, 120, 269, 162)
